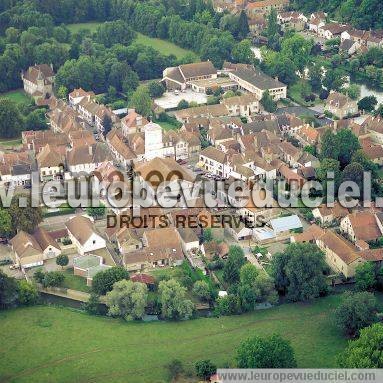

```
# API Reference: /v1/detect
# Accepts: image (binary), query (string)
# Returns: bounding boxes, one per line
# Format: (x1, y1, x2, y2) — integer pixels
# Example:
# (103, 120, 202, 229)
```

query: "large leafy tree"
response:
(159, 279, 194, 320)
(358, 95, 378, 112)
(106, 279, 148, 320)
(271, 243, 327, 301)
(130, 85, 152, 117)
(355, 262, 377, 291)
(280, 34, 313, 73)
(334, 291, 378, 337)
(92, 267, 130, 295)
(18, 280, 39, 306)
(0, 271, 19, 309)
(223, 245, 246, 285)
(338, 323, 383, 367)
(336, 129, 361, 168)
(238, 264, 278, 311)
(24, 109, 48, 131)
(320, 129, 339, 160)
(95, 20, 136, 48)
(237, 334, 297, 368)
(232, 39, 253, 65)
(0, 99, 23, 139)
(8, 194, 43, 235)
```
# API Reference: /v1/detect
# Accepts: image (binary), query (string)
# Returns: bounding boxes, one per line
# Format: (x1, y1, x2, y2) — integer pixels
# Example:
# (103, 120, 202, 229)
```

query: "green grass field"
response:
(0, 295, 347, 383)
(0, 89, 31, 105)
(0, 138, 22, 148)
(67, 22, 103, 34)
(135, 33, 198, 60)
(67, 22, 197, 60)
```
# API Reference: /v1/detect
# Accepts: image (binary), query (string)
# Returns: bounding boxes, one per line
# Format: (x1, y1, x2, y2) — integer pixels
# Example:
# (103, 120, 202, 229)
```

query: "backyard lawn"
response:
(61, 268, 90, 293)
(67, 22, 198, 60)
(0, 294, 347, 383)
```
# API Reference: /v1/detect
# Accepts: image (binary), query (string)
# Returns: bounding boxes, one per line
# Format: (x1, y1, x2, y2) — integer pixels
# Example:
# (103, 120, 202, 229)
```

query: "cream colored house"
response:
(10, 228, 61, 268)
(316, 230, 364, 278)
(325, 91, 358, 119)
(221, 93, 260, 117)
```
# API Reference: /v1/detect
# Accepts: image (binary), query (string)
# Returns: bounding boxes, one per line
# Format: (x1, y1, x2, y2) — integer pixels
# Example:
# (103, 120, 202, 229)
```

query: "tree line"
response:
(0, 0, 251, 94)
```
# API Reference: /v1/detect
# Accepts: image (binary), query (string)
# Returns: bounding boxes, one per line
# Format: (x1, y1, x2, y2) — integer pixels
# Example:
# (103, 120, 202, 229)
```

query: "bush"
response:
(83, 293, 103, 315)
(195, 360, 216, 380)
(215, 294, 242, 316)
(62, 237, 72, 245)
(177, 99, 189, 109)
(56, 254, 69, 268)
(18, 280, 39, 305)
(34, 270, 65, 288)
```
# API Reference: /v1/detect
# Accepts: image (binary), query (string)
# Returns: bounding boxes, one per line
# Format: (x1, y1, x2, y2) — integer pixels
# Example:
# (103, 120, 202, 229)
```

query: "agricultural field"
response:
(0, 294, 347, 383)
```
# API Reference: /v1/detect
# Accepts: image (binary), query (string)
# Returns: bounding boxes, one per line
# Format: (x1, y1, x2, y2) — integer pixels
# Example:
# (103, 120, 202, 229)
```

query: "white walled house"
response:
(36, 144, 65, 181)
(199, 146, 232, 178)
(66, 216, 106, 255)
(66, 143, 112, 176)
(308, 19, 325, 33)
(177, 228, 200, 254)
(0, 164, 32, 188)
(21, 64, 55, 103)
(68, 88, 95, 106)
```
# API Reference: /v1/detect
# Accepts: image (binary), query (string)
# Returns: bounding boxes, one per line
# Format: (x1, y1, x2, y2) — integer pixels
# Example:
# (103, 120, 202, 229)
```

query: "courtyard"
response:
(154, 89, 208, 110)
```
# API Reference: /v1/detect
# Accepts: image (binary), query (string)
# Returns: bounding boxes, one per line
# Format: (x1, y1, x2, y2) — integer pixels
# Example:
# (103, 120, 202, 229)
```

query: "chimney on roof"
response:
(88, 145, 93, 156)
